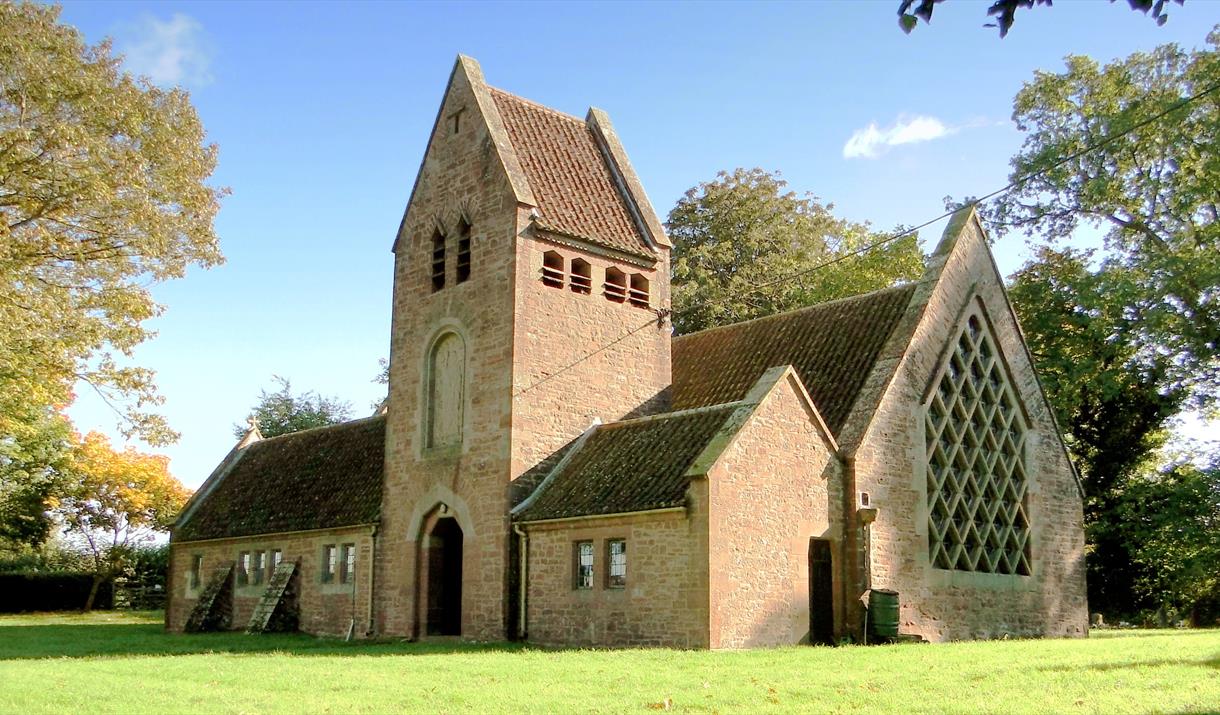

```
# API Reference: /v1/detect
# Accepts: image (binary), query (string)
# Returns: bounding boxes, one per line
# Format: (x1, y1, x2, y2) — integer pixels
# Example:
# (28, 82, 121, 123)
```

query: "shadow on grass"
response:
(1088, 628, 1220, 639)
(1039, 655, 1220, 673)
(0, 622, 533, 661)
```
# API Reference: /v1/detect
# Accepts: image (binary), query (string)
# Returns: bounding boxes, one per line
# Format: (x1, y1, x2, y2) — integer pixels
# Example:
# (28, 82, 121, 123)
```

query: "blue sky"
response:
(56, 0, 1219, 487)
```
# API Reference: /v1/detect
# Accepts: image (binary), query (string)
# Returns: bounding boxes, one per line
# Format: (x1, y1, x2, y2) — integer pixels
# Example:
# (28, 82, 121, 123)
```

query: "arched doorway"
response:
(423, 515, 463, 636)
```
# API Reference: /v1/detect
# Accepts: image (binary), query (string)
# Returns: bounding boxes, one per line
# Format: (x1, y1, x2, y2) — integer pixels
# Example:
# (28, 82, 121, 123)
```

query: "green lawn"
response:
(0, 612, 1216, 714)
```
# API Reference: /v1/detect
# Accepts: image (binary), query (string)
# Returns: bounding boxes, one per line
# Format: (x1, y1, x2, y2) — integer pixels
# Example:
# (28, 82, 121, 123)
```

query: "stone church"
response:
(166, 56, 1088, 647)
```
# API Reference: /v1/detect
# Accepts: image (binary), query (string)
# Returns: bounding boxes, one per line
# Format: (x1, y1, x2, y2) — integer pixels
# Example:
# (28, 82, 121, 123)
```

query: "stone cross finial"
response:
(237, 416, 263, 448)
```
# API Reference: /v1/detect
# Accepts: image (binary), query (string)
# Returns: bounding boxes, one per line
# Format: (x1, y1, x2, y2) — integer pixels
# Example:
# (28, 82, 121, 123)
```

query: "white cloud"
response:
(842, 115, 953, 159)
(120, 14, 212, 87)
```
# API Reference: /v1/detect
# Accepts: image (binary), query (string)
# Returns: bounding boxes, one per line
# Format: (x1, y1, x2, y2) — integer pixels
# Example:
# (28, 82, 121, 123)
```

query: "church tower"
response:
(374, 56, 671, 640)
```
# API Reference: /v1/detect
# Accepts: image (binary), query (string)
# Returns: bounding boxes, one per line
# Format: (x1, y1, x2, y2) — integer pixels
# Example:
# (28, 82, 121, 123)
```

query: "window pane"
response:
(237, 552, 250, 586)
(322, 545, 336, 583)
(253, 551, 266, 585)
(271, 550, 282, 569)
(575, 541, 593, 590)
(342, 544, 356, 584)
(608, 540, 626, 588)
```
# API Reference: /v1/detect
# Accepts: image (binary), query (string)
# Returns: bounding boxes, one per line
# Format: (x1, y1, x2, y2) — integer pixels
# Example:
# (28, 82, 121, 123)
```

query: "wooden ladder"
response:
(245, 561, 298, 634)
(184, 563, 234, 633)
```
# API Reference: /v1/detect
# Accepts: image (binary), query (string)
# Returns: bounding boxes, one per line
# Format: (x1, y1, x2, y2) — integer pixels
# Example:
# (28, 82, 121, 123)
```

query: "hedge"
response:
(0, 573, 113, 612)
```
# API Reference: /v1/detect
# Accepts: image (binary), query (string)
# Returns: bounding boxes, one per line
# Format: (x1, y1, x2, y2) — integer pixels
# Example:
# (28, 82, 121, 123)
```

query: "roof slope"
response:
(514, 404, 741, 522)
(671, 284, 917, 435)
(490, 88, 652, 257)
(174, 416, 385, 542)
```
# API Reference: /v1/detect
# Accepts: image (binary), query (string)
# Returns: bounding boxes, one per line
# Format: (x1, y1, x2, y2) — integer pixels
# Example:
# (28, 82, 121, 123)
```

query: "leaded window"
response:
(340, 543, 356, 585)
(925, 312, 1030, 576)
(322, 544, 337, 583)
(252, 550, 266, 585)
(237, 551, 251, 586)
(189, 554, 203, 590)
(607, 539, 627, 588)
(574, 541, 594, 590)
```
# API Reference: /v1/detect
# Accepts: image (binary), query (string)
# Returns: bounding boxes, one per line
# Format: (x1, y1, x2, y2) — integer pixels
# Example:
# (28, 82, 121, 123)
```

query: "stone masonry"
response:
(167, 56, 1088, 647)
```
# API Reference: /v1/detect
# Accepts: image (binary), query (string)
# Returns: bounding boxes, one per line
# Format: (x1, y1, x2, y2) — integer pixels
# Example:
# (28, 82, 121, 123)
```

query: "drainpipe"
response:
(365, 523, 378, 638)
(512, 523, 528, 640)
(857, 503, 879, 644)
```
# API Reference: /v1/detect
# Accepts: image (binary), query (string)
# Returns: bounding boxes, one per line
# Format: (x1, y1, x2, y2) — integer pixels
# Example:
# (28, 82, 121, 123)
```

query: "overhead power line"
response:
(510, 76, 1220, 398)
(740, 76, 1220, 299)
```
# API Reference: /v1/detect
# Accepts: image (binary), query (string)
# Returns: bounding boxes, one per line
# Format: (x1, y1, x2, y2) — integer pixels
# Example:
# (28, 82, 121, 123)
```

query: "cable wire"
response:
(509, 77, 1220, 397)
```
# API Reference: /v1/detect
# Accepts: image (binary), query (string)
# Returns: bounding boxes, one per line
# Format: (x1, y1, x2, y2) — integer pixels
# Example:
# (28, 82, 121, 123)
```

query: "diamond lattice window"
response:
(925, 312, 1031, 576)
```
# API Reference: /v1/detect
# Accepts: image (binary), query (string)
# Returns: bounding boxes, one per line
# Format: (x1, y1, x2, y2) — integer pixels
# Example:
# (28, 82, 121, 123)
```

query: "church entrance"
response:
(424, 516, 463, 636)
(808, 538, 834, 645)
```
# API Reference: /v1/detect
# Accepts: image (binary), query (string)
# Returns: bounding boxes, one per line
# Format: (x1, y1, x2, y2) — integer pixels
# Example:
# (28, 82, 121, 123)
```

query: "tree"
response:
(1, 2, 225, 445)
(986, 33, 1220, 410)
(0, 404, 73, 550)
(235, 376, 353, 440)
(1119, 456, 1220, 625)
(989, 33, 1220, 616)
(1008, 248, 1183, 614)
(667, 168, 924, 335)
(54, 431, 191, 609)
(897, 0, 1184, 38)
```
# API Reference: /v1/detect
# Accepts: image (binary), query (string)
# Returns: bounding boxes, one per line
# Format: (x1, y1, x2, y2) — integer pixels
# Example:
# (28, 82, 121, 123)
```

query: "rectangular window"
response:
(189, 554, 203, 589)
(236, 551, 251, 587)
(607, 539, 627, 589)
(252, 550, 266, 586)
(574, 541, 594, 590)
(271, 549, 283, 570)
(456, 221, 471, 284)
(431, 232, 446, 292)
(321, 544, 337, 584)
(340, 543, 356, 585)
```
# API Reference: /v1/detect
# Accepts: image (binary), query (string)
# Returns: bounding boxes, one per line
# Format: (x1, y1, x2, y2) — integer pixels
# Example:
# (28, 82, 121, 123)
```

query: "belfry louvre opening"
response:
(925, 312, 1031, 576)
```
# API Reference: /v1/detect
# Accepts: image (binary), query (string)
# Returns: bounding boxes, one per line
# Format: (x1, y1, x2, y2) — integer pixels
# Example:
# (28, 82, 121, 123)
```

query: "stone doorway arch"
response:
(418, 506, 463, 637)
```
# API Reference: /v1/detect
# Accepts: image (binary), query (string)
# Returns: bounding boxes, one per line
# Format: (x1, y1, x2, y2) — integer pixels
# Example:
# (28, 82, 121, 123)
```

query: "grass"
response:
(0, 612, 1217, 714)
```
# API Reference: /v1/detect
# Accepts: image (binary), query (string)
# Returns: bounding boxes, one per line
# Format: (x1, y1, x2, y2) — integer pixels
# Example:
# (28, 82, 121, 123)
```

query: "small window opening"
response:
(542, 251, 564, 288)
(628, 274, 650, 308)
(604, 267, 627, 303)
(322, 544, 337, 584)
(456, 220, 472, 284)
(189, 554, 203, 589)
(340, 543, 356, 585)
(252, 551, 266, 586)
(574, 541, 594, 590)
(607, 539, 627, 588)
(570, 258, 592, 294)
(236, 551, 251, 587)
(451, 109, 463, 135)
(431, 231, 446, 292)
(271, 549, 283, 570)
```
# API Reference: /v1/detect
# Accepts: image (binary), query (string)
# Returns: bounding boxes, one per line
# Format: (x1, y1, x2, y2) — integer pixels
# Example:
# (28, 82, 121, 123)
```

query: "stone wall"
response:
(706, 372, 844, 648)
(166, 526, 374, 637)
(851, 213, 1088, 642)
(510, 238, 671, 483)
(522, 494, 708, 648)
(377, 57, 672, 642)
(376, 59, 522, 640)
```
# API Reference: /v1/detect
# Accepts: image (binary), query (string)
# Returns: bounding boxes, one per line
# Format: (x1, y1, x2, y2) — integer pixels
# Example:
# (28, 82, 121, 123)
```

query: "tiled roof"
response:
(490, 88, 653, 257)
(671, 284, 917, 436)
(514, 404, 742, 522)
(174, 416, 385, 542)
